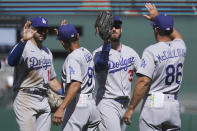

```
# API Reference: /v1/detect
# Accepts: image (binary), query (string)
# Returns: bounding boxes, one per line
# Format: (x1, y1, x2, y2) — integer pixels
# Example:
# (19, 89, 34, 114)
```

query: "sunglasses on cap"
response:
(112, 24, 121, 29)
(35, 27, 48, 34)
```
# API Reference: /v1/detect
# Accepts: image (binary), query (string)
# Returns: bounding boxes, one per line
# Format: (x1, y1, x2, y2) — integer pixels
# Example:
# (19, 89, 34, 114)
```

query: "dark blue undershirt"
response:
(95, 42, 111, 72)
(7, 41, 26, 66)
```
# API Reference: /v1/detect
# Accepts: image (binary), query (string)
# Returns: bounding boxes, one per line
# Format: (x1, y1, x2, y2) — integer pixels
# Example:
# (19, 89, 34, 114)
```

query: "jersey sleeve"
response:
(7, 41, 26, 66)
(173, 39, 186, 51)
(66, 56, 82, 84)
(137, 48, 155, 79)
(133, 52, 141, 72)
(94, 43, 110, 72)
(50, 62, 56, 79)
(49, 50, 56, 79)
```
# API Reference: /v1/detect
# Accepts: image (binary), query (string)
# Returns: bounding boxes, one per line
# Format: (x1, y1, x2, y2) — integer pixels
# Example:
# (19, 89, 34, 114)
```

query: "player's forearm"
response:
(95, 43, 110, 72)
(170, 28, 182, 40)
(59, 81, 81, 110)
(128, 76, 150, 110)
(7, 41, 26, 66)
(49, 78, 62, 93)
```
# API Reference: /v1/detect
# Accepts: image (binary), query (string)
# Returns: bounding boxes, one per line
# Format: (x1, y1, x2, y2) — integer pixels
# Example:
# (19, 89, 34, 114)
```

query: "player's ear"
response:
(153, 27, 158, 33)
(77, 33, 79, 39)
(95, 27, 99, 34)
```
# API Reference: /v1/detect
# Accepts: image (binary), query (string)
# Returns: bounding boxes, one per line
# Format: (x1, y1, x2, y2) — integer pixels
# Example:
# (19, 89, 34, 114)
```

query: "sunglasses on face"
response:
(112, 24, 121, 29)
(35, 28, 48, 34)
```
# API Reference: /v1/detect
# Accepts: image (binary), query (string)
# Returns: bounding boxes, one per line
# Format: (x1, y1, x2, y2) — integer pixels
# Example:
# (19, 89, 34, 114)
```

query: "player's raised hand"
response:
(61, 19, 67, 26)
(123, 108, 134, 125)
(53, 107, 64, 125)
(21, 20, 36, 43)
(144, 3, 159, 21)
(54, 19, 68, 36)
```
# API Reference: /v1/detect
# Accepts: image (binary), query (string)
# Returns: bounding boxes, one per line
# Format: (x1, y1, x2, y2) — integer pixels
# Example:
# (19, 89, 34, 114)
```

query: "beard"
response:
(110, 33, 121, 42)
(34, 34, 47, 43)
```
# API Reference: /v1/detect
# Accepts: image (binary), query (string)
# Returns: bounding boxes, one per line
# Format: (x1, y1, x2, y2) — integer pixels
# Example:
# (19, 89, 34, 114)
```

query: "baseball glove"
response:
(47, 88, 64, 113)
(95, 11, 114, 41)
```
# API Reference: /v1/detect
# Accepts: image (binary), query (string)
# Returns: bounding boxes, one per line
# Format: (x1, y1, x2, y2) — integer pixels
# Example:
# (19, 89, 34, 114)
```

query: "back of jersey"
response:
(61, 47, 95, 94)
(79, 47, 95, 94)
(137, 39, 186, 94)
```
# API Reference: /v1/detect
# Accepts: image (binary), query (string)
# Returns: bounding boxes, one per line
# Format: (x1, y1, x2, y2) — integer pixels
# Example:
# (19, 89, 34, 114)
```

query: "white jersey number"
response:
(165, 63, 183, 85)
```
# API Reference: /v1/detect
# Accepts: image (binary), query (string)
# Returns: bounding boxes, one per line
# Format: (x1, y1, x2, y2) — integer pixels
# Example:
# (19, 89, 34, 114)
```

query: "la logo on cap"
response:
(42, 18, 47, 24)
(71, 34, 74, 37)
(166, 28, 170, 30)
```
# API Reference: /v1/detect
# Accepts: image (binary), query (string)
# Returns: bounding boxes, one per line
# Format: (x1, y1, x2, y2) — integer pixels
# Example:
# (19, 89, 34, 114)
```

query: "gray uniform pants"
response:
(139, 95, 181, 131)
(61, 94, 100, 131)
(13, 91, 51, 131)
(97, 99, 127, 131)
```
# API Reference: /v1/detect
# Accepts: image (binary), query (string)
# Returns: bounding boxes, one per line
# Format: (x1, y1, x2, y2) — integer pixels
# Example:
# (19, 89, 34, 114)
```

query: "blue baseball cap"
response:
(31, 17, 49, 28)
(114, 16, 122, 25)
(151, 14, 174, 31)
(57, 24, 78, 40)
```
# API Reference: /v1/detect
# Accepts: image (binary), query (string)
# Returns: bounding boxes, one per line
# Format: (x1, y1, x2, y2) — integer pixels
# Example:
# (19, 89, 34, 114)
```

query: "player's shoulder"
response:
(122, 44, 136, 52)
(68, 47, 91, 59)
(25, 40, 34, 49)
(80, 47, 92, 54)
(67, 50, 78, 60)
(42, 46, 52, 55)
(145, 41, 164, 50)
(173, 38, 184, 43)
(173, 38, 186, 48)
(141, 43, 160, 55)
(73, 47, 90, 55)
(122, 44, 139, 56)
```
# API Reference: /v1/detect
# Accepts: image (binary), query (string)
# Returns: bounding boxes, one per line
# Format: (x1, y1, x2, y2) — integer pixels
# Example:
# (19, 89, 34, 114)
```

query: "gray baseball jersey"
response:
(61, 47, 100, 131)
(137, 39, 186, 130)
(13, 41, 56, 89)
(12, 40, 56, 131)
(93, 44, 140, 99)
(137, 39, 186, 94)
(93, 44, 140, 131)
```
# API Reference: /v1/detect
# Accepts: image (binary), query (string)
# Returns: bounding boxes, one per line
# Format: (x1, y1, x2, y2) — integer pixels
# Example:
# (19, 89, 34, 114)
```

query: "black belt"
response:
(15, 88, 47, 96)
(114, 96, 129, 105)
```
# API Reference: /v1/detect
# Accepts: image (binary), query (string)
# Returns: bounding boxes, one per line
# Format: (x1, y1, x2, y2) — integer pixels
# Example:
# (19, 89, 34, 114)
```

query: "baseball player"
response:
(53, 23, 100, 131)
(7, 17, 61, 131)
(123, 3, 186, 131)
(93, 16, 140, 131)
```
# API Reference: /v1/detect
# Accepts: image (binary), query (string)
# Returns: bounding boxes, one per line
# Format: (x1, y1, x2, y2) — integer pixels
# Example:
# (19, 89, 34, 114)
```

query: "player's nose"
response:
(112, 27, 116, 32)
(112, 27, 116, 30)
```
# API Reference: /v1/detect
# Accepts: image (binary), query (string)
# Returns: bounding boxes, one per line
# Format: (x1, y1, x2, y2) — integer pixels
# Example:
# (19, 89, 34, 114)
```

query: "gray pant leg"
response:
(62, 98, 100, 131)
(139, 99, 181, 131)
(13, 91, 51, 131)
(97, 99, 127, 131)
(36, 98, 51, 131)
(13, 92, 37, 131)
(86, 100, 101, 131)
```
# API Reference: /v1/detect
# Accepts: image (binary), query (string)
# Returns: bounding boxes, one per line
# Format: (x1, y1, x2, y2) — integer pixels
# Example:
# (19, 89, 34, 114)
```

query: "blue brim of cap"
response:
(114, 21, 122, 25)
